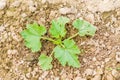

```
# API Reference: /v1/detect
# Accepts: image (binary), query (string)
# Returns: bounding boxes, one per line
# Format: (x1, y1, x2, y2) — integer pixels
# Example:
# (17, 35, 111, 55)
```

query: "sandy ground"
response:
(0, 0, 120, 80)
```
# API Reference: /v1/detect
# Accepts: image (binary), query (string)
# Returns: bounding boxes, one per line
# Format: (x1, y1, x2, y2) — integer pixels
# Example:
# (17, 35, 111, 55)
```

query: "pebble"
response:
(21, 13, 27, 18)
(116, 52, 120, 62)
(41, 0, 47, 4)
(85, 13, 95, 24)
(105, 58, 111, 63)
(84, 69, 95, 76)
(75, 77, 86, 80)
(26, 73, 31, 78)
(54, 77, 59, 80)
(29, 6, 36, 12)
(11, 1, 20, 7)
(96, 68, 103, 75)
(41, 71, 49, 79)
(0, 25, 5, 32)
(112, 69, 120, 79)
(83, 58, 87, 63)
(106, 73, 115, 80)
(91, 74, 101, 80)
(92, 57, 97, 61)
(0, 0, 6, 9)
(7, 49, 18, 55)
(59, 7, 77, 14)
(6, 10, 14, 17)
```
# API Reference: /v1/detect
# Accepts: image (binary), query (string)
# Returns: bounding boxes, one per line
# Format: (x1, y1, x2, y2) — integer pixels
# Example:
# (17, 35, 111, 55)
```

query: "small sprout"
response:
(21, 16, 96, 70)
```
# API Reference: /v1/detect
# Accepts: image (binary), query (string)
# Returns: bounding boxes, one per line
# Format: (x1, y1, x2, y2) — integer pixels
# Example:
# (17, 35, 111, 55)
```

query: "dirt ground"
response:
(0, 0, 120, 80)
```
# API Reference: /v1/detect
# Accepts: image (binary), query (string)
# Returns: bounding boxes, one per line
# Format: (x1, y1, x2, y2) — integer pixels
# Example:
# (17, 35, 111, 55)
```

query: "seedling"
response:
(21, 16, 96, 70)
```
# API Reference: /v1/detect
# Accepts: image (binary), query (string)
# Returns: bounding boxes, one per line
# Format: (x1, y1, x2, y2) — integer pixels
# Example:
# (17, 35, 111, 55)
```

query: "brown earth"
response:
(0, 0, 120, 80)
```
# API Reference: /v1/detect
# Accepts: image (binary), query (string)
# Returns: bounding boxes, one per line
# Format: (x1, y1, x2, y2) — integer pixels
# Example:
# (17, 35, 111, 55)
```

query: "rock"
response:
(83, 58, 87, 63)
(41, 0, 47, 4)
(105, 58, 111, 63)
(112, 69, 120, 79)
(84, 69, 95, 76)
(85, 13, 95, 24)
(11, 1, 20, 7)
(59, 7, 70, 14)
(0, 25, 5, 32)
(106, 73, 115, 80)
(59, 7, 77, 14)
(21, 13, 27, 18)
(86, 0, 120, 12)
(25, 73, 31, 78)
(92, 57, 97, 61)
(54, 77, 60, 80)
(28, 0, 37, 12)
(0, 10, 4, 18)
(96, 68, 103, 75)
(75, 77, 86, 80)
(116, 52, 120, 62)
(41, 71, 49, 79)
(0, 0, 6, 9)
(7, 49, 18, 54)
(6, 10, 14, 17)
(91, 74, 101, 80)
(29, 6, 36, 12)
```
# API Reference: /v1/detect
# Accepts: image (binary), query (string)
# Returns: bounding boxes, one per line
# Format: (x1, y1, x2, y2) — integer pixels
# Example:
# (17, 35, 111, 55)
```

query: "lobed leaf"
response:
(38, 54, 53, 70)
(54, 39, 80, 68)
(21, 22, 46, 52)
(49, 16, 70, 38)
(73, 19, 96, 36)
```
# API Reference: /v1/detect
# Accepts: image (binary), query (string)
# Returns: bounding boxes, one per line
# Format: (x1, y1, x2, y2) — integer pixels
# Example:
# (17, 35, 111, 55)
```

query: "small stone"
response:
(96, 68, 103, 74)
(21, 13, 27, 18)
(91, 74, 101, 80)
(29, 6, 36, 12)
(6, 10, 14, 17)
(84, 69, 94, 76)
(7, 49, 18, 54)
(41, 0, 47, 4)
(54, 77, 59, 80)
(75, 77, 86, 80)
(0, 25, 5, 32)
(0, 0, 6, 9)
(26, 73, 31, 78)
(41, 71, 49, 78)
(116, 52, 120, 62)
(83, 58, 87, 63)
(49, 11, 57, 19)
(59, 7, 77, 14)
(106, 73, 115, 80)
(105, 58, 111, 62)
(11, 1, 20, 7)
(112, 69, 120, 78)
(59, 7, 70, 14)
(92, 57, 97, 61)
(85, 13, 95, 24)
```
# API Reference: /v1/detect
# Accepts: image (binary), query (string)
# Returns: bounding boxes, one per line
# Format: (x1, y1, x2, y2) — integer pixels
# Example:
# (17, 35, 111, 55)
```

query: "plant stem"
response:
(68, 32, 79, 40)
(49, 50, 54, 57)
(41, 37, 57, 43)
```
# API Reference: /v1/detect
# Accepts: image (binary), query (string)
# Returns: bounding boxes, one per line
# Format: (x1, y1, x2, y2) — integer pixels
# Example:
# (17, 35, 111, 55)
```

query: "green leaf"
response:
(54, 39, 80, 68)
(73, 19, 96, 36)
(49, 16, 70, 38)
(21, 22, 46, 52)
(38, 54, 53, 70)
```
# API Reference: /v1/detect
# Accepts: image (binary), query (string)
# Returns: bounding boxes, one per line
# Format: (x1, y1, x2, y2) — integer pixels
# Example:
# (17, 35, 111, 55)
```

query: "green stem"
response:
(60, 43, 65, 48)
(41, 37, 57, 43)
(49, 50, 54, 57)
(68, 32, 79, 40)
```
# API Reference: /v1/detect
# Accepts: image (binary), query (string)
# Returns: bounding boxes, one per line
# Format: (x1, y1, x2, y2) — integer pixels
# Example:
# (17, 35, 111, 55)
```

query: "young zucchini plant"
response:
(21, 16, 96, 70)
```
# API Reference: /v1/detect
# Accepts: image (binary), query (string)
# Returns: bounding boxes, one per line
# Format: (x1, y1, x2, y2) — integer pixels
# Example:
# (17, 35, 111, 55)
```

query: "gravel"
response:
(116, 52, 120, 62)
(0, 0, 6, 9)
